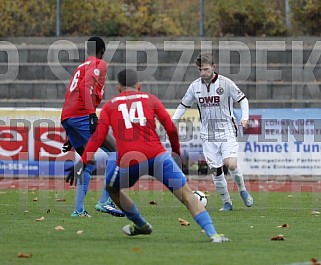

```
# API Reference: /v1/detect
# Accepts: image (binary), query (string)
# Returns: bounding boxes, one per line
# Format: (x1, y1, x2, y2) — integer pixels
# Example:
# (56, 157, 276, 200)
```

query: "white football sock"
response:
(228, 166, 246, 192)
(211, 173, 231, 204)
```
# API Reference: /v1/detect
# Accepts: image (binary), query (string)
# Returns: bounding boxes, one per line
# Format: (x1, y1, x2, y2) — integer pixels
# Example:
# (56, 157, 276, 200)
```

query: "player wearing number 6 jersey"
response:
(73, 69, 230, 243)
(61, 36, 124, 217)
(172, 52, 253, 211)
(60, 39, 106, 122)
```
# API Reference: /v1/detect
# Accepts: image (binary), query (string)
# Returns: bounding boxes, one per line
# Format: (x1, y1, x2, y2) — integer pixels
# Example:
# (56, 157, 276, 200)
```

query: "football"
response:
(193, 190, 208, 207)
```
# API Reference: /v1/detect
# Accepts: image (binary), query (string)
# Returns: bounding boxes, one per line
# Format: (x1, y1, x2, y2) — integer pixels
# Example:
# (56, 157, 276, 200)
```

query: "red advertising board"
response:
(0, 126, 74, 161)
(34, 127, 74, 161)
(0, 126, 29, 160)
(243, 115, 262, 135)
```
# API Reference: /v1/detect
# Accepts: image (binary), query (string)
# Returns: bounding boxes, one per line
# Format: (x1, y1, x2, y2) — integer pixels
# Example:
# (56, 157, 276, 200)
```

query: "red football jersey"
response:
(82, 90, 180, 167)
(61, 56, 107, 121)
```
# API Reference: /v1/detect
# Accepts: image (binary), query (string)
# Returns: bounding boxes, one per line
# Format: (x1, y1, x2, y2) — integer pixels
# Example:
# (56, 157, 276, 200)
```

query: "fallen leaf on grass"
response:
(132, 248, 141, 252)
(55, 198, 66, 202)
(17, 252, 32, 258)
(178, 218, 190, 226)
(271, 234, 285, 241)
(32, 197, 38, 202)
(36, 216, 45, 222)
(149, 200, 157, 205)
(54, 226, 64, 231)
(76, 230, 83, 235)
(277, 223, 289, 228)
(311, 258, 321, 265)
(311, 210, 320, 215)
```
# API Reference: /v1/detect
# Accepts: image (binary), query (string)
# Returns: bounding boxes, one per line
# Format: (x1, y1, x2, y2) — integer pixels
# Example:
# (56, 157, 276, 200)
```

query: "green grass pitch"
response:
(0, 188, 320, 265)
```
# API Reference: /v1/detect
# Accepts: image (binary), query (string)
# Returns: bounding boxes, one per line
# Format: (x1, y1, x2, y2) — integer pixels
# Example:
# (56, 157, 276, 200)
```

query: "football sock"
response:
(194, 210, 216, 238)
(98, 179, 110, 204)
(211, 173, 232, 204)
(99, 152, 117, 203)
(229, 166, 246, 192)
(122, 203, 147, 228)
(75, 163, 94, 212)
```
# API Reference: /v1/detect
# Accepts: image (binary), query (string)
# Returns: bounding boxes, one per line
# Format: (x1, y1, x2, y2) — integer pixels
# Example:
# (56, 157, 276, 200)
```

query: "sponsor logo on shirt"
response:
(198, 96, 220, 107)
(236, 89, 244, 99)
(216, 87, 224, 95)
(94, 69, 100, 76)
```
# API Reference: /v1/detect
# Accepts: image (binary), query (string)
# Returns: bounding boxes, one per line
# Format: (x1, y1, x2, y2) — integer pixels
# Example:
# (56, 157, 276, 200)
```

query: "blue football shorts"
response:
(61, 115, 91, 150)
(106, 152, 187, 192)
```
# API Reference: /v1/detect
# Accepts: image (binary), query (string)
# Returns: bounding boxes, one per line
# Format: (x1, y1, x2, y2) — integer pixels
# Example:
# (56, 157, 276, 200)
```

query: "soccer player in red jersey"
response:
(61, 36, 123, 217)
(69, 69, 230, 242)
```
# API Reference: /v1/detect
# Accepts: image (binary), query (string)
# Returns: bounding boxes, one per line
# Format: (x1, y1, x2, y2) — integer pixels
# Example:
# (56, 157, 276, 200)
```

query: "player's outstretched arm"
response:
(172, 84, 194, 122)
(239, 97, 249, 129)
(172, 104, 188, 122)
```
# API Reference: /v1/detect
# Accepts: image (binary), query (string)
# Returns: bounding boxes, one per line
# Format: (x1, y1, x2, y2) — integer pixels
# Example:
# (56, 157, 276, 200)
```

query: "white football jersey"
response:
(180, 74, 245, 141)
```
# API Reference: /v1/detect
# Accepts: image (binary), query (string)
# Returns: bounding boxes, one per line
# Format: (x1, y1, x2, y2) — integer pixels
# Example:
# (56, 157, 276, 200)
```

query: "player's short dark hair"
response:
(117, 69, 138, 87)
(195, 52, 215, 67)
(87, 36, 106, 56)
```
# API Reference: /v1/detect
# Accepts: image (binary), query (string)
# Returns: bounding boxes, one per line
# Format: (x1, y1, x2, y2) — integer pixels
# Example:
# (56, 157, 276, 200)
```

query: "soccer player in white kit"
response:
(172, 52, 254, 211)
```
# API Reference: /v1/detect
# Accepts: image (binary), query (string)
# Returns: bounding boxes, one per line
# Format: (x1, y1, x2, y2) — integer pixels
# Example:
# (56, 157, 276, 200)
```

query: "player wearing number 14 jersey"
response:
(61, 36, 124, 218)
(76, 69, 230, 243)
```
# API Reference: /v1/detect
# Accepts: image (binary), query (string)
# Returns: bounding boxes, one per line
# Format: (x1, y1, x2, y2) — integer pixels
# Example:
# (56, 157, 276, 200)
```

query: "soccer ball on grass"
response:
(193, 190, 208, 207)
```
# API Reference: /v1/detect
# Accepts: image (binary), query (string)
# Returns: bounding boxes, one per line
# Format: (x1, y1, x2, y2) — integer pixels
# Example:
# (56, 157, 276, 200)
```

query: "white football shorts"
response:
(202, 138, 239, 168)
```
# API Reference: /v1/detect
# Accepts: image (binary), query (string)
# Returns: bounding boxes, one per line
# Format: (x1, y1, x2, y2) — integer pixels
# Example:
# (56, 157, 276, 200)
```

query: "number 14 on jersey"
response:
(118, 101, 147, 129)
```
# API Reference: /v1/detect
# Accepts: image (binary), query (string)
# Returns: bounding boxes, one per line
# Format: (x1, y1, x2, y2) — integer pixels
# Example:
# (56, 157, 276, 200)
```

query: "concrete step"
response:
(2, 62, 320, 82)
(1, 80, 320, 103)
(0, 98, 320, 109)
(1, 43, 321, 65)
